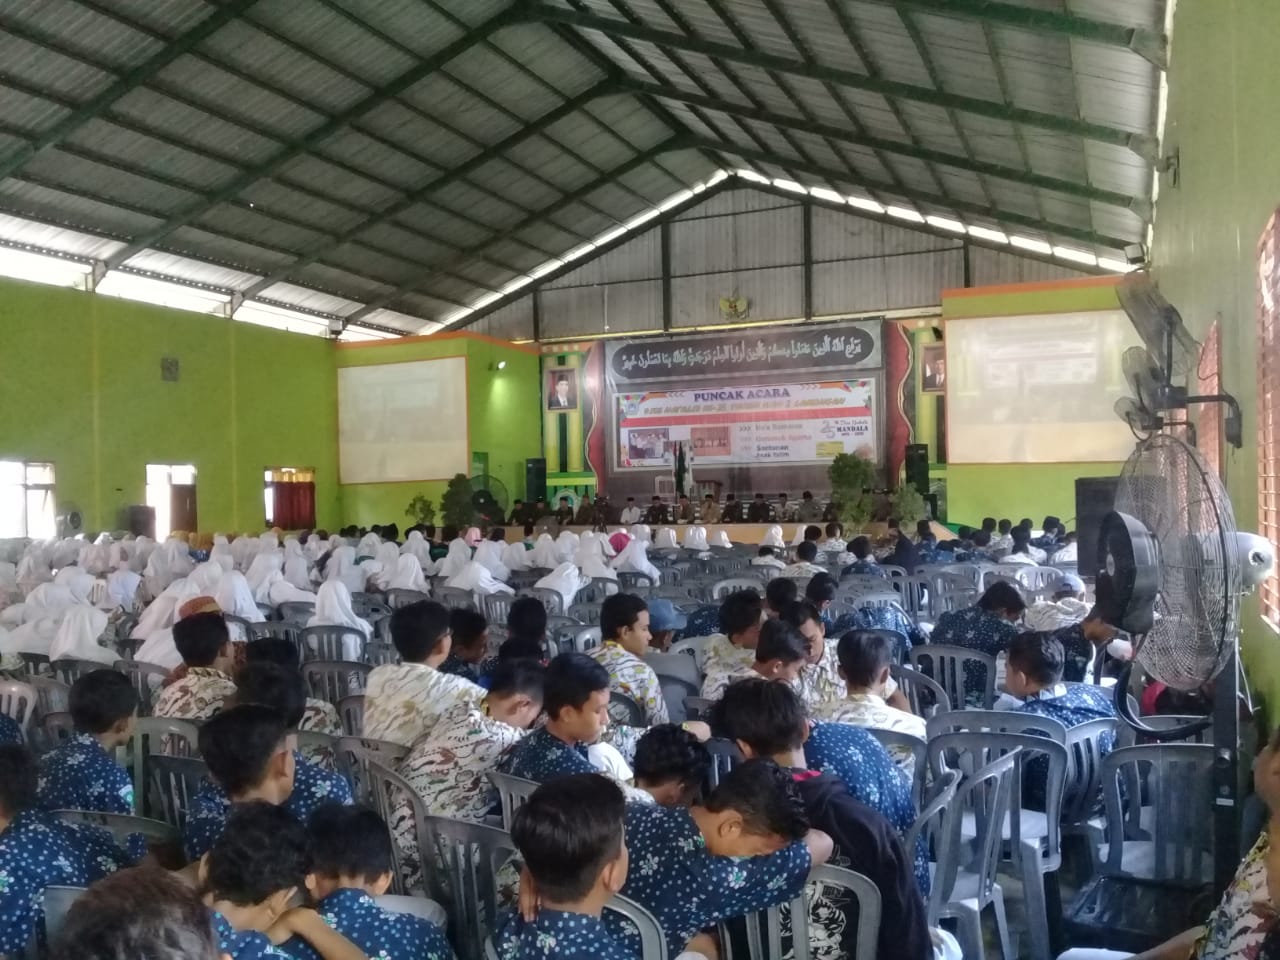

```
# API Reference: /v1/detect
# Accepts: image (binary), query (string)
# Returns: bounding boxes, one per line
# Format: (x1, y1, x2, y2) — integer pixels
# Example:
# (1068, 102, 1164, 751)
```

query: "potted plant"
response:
(405, 494, 436, 528)
(441, 474, 476, 529)
(827, 453, 876, 532)
(890, 484, 931, 525)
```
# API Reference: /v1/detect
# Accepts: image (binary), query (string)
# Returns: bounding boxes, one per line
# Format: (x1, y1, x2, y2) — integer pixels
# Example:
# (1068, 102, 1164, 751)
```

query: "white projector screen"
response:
(338, 357, 468, 483)
(945, 309, 1142, 463)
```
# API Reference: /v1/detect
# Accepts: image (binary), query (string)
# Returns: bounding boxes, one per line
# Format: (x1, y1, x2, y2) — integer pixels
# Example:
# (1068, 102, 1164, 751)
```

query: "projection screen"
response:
(338, 357, 468, 483)
(945, 309, 1143, 463)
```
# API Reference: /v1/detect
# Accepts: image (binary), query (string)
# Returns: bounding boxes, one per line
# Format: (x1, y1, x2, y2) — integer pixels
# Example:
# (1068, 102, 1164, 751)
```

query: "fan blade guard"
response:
(1096, 510, 1160, 635)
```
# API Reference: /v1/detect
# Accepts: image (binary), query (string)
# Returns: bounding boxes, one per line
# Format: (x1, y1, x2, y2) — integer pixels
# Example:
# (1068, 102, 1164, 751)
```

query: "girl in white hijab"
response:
(401, 530, 435, 569)
(503, 539, 531, 573)
(49, 605, 114, 665)
(16, 551, 52, 595)
(529, 534, 560, 571)
(215, 571, 265, 641)
(611, 538, 662, 584)
(144, 538, 195, 596)
(682, 526, 710, 551)
(574, 535, 616, 581)
(473, 536, 511, 583)
(259, 531, 280, 554)
(554, 531, 580, 565)
(760, 525, 786, 550)
(446, 561, 514, 597)
(355, 532, 382, 561)
(537, 562, 588, 610)
(52, 538, 83, 569)
(304, 533, 327, 562)
(283, 539, 313, 592)
(105, 562, 142, 612)
(628, 524, 652, 544)
(324, 546, 367, 596)
(129, 536, 155, 573)
(367, 542, 402, 591)
(54, 567, 97, 605)
(209, 536, 235, 572)
(388, 555, 429, 593)
(245, 553, 284, 605)
(307, 581, 371, 661)
(436, 538, 473, 580)
(134, 580, 217, 670)
(712, 530, 733, 549)
(791, 525, 808, 547)
(5, 583, 80, 656)
(231, 536, 259, 573)
(655, 528, 679, 550)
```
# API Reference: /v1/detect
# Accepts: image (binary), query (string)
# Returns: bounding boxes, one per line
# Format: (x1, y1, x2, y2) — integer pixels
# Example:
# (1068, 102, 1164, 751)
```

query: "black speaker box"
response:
(1075, 476, 1120, 578)
(525, 458, 547, 503)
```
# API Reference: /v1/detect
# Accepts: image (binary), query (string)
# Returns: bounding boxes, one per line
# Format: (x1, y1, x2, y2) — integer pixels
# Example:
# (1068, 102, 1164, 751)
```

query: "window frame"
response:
(1257, 212, 1280, 628)
(0, 459, 57, 538)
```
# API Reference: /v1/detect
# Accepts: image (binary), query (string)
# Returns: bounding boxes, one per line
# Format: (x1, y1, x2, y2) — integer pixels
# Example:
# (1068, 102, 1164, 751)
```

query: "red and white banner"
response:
(617, 380, 876, 468)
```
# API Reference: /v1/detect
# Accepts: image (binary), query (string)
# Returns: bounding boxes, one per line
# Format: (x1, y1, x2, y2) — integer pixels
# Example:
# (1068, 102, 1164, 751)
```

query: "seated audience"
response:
(842, 536, 886, 578)
(587, 593, 668, 726)
(611, 759, 832, 956)
(929, 581, 1025, 704)
(1001, 527, 1042, 565)
(496, 596, 550, 665)
(886, 519, 920, 570)
(764, 576, 799, 618)
(154, 610, 238, 722)
(632, 724, 710, 807)
(362, 600, 484, 746)
(990, 519, 1014, 554)
(439, 607, 489, 683)
(915, 520, 942, 564)
(747, 492, 773, 523)
(245, 638, 342, 738)
(644, 598, 686, 652)
(1050, 607, 1133, 682)
(495, 774, 635, 960)
(1050, 531, 1079, 564)
(283, 804, 451, 960)
(37, 668, 137, 814)
(804, 572, 838, 630)
(779, 599, 844, 710)
(833, 596, 925, 656)
(780, 540, 826, 579)
(201, 803, 364, 960)
(714, 680, 932, 960)
(752, 545, 786, 569)
(0, 744, 129, 954)
(701, 617, 809, 701)
(798, 491, 824, 523)
(1024, 573, 1091, 631)
(700, 590, 764, 696)
(818, 521, 846, 555)
(822, 631, 925, 771)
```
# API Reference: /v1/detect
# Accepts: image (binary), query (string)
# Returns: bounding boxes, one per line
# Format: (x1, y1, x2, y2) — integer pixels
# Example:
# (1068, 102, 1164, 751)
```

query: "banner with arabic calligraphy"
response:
(605, 320, 880, 383)
(617, 380, 876, 469)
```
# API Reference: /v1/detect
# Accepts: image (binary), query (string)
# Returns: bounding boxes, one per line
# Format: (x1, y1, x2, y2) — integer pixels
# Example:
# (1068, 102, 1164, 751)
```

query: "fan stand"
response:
(1211, 646, 1243, 896)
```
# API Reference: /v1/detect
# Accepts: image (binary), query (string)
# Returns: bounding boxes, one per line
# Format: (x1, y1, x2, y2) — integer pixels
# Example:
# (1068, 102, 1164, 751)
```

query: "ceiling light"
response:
(968, 225, 1008, 243)
(925, 215, 966, 233)
(773, 178, 807, 194)
(1010, 236, 1052, 254)
(846, 196, 885, 213)
(809, 187, 845, 204)
(1097, 257, 1136, 273)
(886, 205, 925, 223)
(497, 360, 506, 370)
(735, 169, 770, 184)
(1052, 246, 1098, 266)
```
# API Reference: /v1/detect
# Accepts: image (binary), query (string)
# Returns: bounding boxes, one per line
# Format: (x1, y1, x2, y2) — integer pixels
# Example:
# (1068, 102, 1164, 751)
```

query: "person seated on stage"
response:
(534, 498, 551, 521)
(0, 744, 130, 955)
(283, 805, 451, 960)
(818, 521, 847, 556)
(494, 774, 635, 960)
(618, 497, 641, 525)
(752, 544, 787, 570)
(362, 600, 484, 747)
(701, 617, 809, 701)
(154, 608, 239, 723)
(779, 598, 843, 710)
(747, 492, 774, 523)
(439, 607, 489, 683)
(645, 495, 668, 526)
(1050, 531, 1079, 564)
(37, 669, 137, 815)
(645, 598, 686, 652)
(820, 631, 925, 771)
(765, 577, 799, 619)
(675, 494, 695, 523)
(554, 497, 574, 526)
(777, 493, 796, 522)
(714, 680, 934, 960)
(508, 500, 526, 526)
(720, 493, 746, 523)
(930, 582, 1025, 705)
(702, 493, 722, 525)
(632, 724, 711, 807)
(574, 497, 597, 525)
(700, 589, 764, 696)
(610, 759, 831, 958)
(780, 541, 826, 580)
(842, 535, 887, 579)
(588, 594, 668, 727)
(797, 491, 824, 523)
(202, 803, 365, 960)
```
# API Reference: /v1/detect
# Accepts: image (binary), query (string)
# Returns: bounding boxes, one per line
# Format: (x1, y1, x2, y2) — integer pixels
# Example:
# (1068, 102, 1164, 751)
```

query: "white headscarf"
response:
(215, 571, 264, 622)
(681, 526, 709, 550)
(537, 562, 588, 610)
(503, 540, 531, 572)
(268, 574, 317, 606)
(78, 540, 113, 576)
(321, 546, 364, 595)
(629, 524, 652, 544)
(130, 579, 187, 642)
(133, 578, 212, 670)
(575, 535, 615, 580)
(554, 531, 580, 564)
(16, 552, 52, 594)
(245, 553, 284, 605)
(105, 567, 142, 612)
(473, 539, 510, 582)
(129, 536, 155, 573)
(529, 535, 560, 571)
(210, 536, 235, 572)
(52, 538, 84, 569)
(791, 525, 808, 547)
(388, 555, 429, 593)
(611, 538, 662, 584)
(760, 525, 786, 549)
(283, 539, 313, 591)
(437, 539, 472, 579)
(186, 561, 224, 596)
(49, 605, 114, 665)
(355, 533, 382, 560)
(231, 536, 259, 572)
(446, 561, 514, 597)
(655, 528, 678, 550)
(307, 582, 371, 661)
(401, 531, 434, 567)
(144, 538, 195, 591)
(54, 567, 97, 605)
(304, 534, 327, 561)
(712, 531, 733, 548)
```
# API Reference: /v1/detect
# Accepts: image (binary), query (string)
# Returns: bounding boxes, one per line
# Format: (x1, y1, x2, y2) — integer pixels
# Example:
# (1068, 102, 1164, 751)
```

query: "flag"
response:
(675, 442, 687, 498)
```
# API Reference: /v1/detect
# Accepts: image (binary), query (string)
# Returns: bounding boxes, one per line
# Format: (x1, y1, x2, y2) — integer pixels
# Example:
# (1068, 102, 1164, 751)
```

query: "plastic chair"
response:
(256, 602, 275, 620)
(364, 755, 427, 895)
(277, 601, 316, 622)
(608, 691, 645, 727)
(250, 621, 302, 647)
(669, 635, 713, 674)
(16, 652, 51, 676)
(617, 571, 655, 594)
(1060, 717, 1119, 834)
(703, 738, 742, 792)
(646, 651, 701, 690)
(337, 736, 409, 805)
(888, 663, 951, 719)
(0, 679, 38, 738)
(683, 696, 714, 722)
(352, 592, 391, 620)
(570, 626, 602, 653)
(43, 885, 86, 943)
(904, 768, 961, 884)
(519, 587, 566, 616)
(567, 601, 603, 625)
(223, 614, 255, 642)
(54, 808, 181, 851)
(864, 727, 928, 806)
(1115, 713, 1210, 747)
(908, 644, 997, 710)
(366, 638, 399, 667)
(148, 755, 210, 829)
(302, 660, 372, 704)
(420, 815, 521, 960)
(299, 625, 367, 663)
(121, 717, 200, 818)
(50, 659, 106, 686)
(481, 593, 516, 625)
(487, 770, 539, 830)
(387, 588, 431, 609)
(337, 694, 365, 737)
(726, 863, 881, 960)
(376, 894, 448, 929)
(40, 710, 75, 748)
(604, 894, 670, 960)
(434, 586, 477, 611)
(658, 677, 697, 723)
(712, 577, 762, 600)
(892, 575, 930, 619)
(112, 660, 168, 717)
(26, 674, 71, 716)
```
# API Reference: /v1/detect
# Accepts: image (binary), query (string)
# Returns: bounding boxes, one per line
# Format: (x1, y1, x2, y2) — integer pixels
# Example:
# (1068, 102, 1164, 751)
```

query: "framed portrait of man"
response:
(921, 343, 947, 393)
(546, 369, 579, 411)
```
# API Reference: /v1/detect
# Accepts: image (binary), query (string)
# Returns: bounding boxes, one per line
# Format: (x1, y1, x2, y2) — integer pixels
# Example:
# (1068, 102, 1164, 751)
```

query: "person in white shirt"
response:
(751, 546, 786, 569)
(1050, 533, 1078, 564)
(619, 497, 643, 525)
(989, 519, 1014, 555)
(779, 541, 827, 579)
(1024, 574, 1092, 631)
(817, 522, 848, 557)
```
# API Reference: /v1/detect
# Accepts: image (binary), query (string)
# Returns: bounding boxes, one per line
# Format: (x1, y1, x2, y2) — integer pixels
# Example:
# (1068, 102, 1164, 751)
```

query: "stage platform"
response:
(497, 520, 954, 544)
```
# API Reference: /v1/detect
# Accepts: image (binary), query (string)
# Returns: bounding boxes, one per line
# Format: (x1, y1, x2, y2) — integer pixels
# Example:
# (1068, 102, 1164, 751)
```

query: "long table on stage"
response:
(496, 521, 954, 543)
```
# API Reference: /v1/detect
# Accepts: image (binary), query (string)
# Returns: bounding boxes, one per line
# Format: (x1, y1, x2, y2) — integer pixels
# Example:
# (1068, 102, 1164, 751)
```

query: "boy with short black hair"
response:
(841, 536, 885, 579)
(245, 639, 342, 739)
(587, 594, 668, 726)
(633, 724, 710, 806)
(702, 618, 808, 700)
(752, 545, 786, 570)
(764, 576, 798, 618)
(496, 774, 633, 959)
(781, 541, 825, 579)
(38, 668, 138, 814)
(154, 610, 238, 721)
(931, 581, 1025, 703)
(779, 598, 844, 709)
(820, 631, 925, 773)
(441, 607, 489, 683)
(818, 521, 847, 556)
(700, 589, 764, 698)
(200, 802, 364, 960)
(363, 599, 484, 746)
(281, 804, 451, 960)
(803, 573, 838, 628)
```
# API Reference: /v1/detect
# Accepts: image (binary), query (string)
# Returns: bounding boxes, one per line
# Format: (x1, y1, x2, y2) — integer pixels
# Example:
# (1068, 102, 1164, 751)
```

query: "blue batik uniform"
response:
(0, 714, 21, 745)
(37, 733, 134, 815)
(1014, 682, 1117, 810)
(0, 810, 130, 954)
(928, 606, 1019, 703)
(1048, 623, 1103, 683)
(440, 654, 482, 684)
(183, 751, 353, 860)
(280, 888, 452, 960)
(610, 801, 811, 955)
(803, 721, 928, 895)
(494, 909, 637, 960)
(840, 559, 887, 579)
(832, 604, 925, 655)
(678, 605, 720, 642)
(496, 727, 596, 783)
(211, 909, 293, 959)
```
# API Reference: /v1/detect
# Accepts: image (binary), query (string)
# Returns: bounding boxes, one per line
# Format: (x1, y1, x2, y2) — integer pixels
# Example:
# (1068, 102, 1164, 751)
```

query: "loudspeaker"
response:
(525, 458, 547, 502)
(1075, 476, 1120, 578)
(905, 444, 930, 495)
(124, 505, 156, 540)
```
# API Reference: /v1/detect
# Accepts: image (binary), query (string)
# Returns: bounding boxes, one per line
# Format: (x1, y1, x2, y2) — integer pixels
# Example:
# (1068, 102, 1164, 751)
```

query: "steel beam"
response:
(523, 4, 1157, 157)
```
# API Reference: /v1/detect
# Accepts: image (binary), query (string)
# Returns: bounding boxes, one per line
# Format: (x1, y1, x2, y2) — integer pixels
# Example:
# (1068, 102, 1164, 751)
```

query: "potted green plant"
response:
(827, 453, 876, 532)
(890, 484, 930, 525)
(441, 474, 476, 529)
(405, 494, 436, 527)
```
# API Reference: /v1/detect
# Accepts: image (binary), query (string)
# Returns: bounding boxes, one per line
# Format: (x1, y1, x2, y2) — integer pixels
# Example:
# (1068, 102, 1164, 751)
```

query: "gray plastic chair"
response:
(908, 644, 997, 709)
(364, 755, 426, 895)
(148, 755, 210, 829)
(387, 588, 431, 609)
(904, 768, 961, 886)
(482, 593, 516, 625)
(617, 571, 655, 594)
(683, 696, 714, 722)
(712, 577, 762, 600)
(54, 808, 180, 851)
(864, 727, 928, 806)
(608, 690, 645, 727)
(519, 587, 566, 616)
(112, 661, 167, 717)
(888, 663, 951, 719)
(299, 625, 367, 662)
(40, 710, 75, 749)
(892, 575, 930, 619)
(703, 738, 742, 793)
(1061, 717, 1119, 837)
(434, 586, 477, 611)
(122, 717, 199, 819)
(337, 736, 409, 805)
(302, 660, 372, 704)
(646, 651, 702, 690)
(669, 635, 713, 675)
(337, 694, 365, 737)
(366, 638, 399, 666)
(658, 677, 696, 723)
(1115, 713, 1210, 747)
(43, 884, 86, 944)
(277, 601, 316, 622)
(603, 894, 670, 960)
(567, 601, 603, 625)
(222, 614, 255, 642)
(50, 659, 107, 686)
(250, 621, 302, 647)
(421, 815, 521, 960)
(570, 626, 602, 653)
(376, 893, 448, 929)
(487, 770, 539, 830)
(0, 679, 38, 739)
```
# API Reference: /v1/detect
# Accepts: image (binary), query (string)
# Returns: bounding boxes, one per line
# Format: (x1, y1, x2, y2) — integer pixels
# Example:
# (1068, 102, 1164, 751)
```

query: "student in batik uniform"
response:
(246, 638, 343, 740)
(0, 744, 130, 955)
(37, 668, 138, 815)
(201, 803, 365, 960)
(612, 759, 832, 956)
(393, 659, 545, 891)
(587, 594, 668, 726)
(439, 607, 490, 683)
(362, 600, 485, 746)
(820, 630, 926, 747)
(841, 536, 888, 579)
(1048, 608, 1131, 683)
(803, 574, 839, 632)
(153, 610, 239, 722)
(280, 805, 451, 960)
(927, 581, 1025, 704)
(713, 680, 933, 960)
(494, 774, 638, 960)
(701, 618, 809, 702)
(631, 724, 710, 806)
(832, 601, 925, 658)
(779, 599, 844, 711)
(699, 590, 764, 699)
(0, 714, 20, 745)
(780, 541, 828, 580)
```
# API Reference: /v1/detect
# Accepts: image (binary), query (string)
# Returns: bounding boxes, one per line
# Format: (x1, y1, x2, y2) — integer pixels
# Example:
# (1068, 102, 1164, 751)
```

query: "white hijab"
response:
(283, 539, 313, 591)
(231, 536, 259, 572)
(401, 531, 434, 567)
(629, 524, 652, 544)
(54, 567, 97, 605)
(146, 538, 194, 584)
(304, 534, 327, 561)
(210, 536, 235, 572)
(53, 538, 84, 569)
(760, 525, 786, 549)
(473, 539, 511, 582)
(215, 571, 264, 622)
(16, 552, 52, 594)
(791, 525, 808, 547)
(355, 533, 382, 559)
(130, 579, 187, 641)
(49, 605, 114, 664)
(105, 567, 142, 612)
(446, 561, 514, 596)
(369, 542, 402, 590)
(187, 561, 224, 596)
(503, 540, 531, 572)
(611, 538, 662, 584)
(245, 553, 284, 605)
(655, 528, 679, 550)
(529, 535, 560, 571)
(437, 539, 472, 579)
(388, 554, 428, 592)
(712, 531, 733, 548)
(134, 578, 211, 670)
(575, 535, 615, 580)
(268, 573, 317, 606)
(307, 581, 372, 648)
(554, 531, 580, 564)
(537, 562, 588, 610)
(683, 526, 710, 551)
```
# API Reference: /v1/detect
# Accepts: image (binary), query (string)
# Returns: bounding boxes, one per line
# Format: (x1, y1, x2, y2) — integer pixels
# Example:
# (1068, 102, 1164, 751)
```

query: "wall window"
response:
(265, 468, 316, 530)
(0, 461, 56, 538)
(1257, 213, 1280, 627)
(1196, 318, 1222, 478)
(146, 464, 198, 540)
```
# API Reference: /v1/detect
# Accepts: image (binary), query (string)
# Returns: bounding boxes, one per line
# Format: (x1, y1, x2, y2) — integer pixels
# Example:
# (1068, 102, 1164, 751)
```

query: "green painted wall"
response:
(940, 280, 1126, 527)
(335, 336, 542, 527)
(0, 276, 339, 534)
(1150, 0, 1280, 711)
